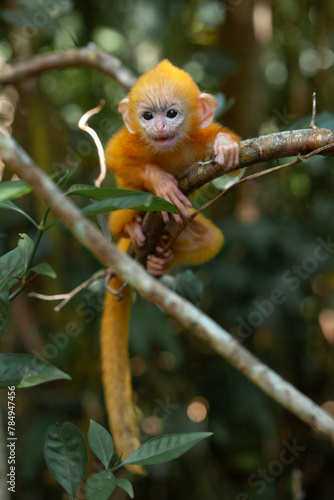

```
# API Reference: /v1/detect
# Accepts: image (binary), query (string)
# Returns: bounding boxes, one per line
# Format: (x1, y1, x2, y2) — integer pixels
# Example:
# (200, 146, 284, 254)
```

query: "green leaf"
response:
(82, 194, 176, 216)
(17, 233, 34, 273)
(66, 184, 122, 199)
(116, 478, 134, 499)
(57, 167, 77, 190)
(0, 247, 25, 290)
(0, 354, 72, 388)
(88, 420, 114, 469)
(31, 263, 57, 279)
(0, 180, 32, 203)
(212, 167, 246, 191)
(86, 470, 117, 500)
(66, 184, 177, 214)
(96, 214, 112, 242)
(0, 288, 10, 336)
(0, 200, 38, 227)
(122, 432, 213, 467)
(43, 422, 88, 500)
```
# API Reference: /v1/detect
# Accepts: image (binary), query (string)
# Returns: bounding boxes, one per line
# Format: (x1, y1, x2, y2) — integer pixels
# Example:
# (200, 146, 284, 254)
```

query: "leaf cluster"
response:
(43, 419, 212, 499)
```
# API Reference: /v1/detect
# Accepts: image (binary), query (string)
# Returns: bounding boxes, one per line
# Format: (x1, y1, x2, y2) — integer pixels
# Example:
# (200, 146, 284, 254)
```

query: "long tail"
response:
(100, 240, 145, 475)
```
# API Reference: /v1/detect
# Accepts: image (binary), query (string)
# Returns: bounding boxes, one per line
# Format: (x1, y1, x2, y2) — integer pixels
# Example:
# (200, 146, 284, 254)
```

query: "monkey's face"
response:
(138, 105, 186, 150)
(119, 59, 218, 150)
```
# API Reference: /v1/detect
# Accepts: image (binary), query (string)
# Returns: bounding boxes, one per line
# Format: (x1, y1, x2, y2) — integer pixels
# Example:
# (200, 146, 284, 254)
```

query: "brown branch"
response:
(179, 128, 334, 194)
(1, 131, 334, 445)
(131, 128, 334, 265)
(0, 44, 137, 91)
(177, 140, 334, 241)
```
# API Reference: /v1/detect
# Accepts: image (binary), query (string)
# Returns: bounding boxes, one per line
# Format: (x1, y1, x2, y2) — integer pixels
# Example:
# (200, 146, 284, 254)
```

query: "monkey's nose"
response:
(155, 116, 166, 131)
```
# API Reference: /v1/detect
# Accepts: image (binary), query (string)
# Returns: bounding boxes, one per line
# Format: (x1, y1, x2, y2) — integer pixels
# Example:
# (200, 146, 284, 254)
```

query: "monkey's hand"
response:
(124, 216, 146, 247)
(145, 164, 192, 225)
(147, 246, 174, 276)
(214, 133, 239, 169)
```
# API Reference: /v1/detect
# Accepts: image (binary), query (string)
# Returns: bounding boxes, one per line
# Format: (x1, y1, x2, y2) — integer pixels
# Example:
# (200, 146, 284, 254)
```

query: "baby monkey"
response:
(105, 59, 240, 275)
(101, 61, 240, 472)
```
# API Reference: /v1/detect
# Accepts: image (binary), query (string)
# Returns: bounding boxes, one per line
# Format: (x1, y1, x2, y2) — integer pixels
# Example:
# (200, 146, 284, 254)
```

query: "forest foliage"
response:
(1, 1, 334, 499)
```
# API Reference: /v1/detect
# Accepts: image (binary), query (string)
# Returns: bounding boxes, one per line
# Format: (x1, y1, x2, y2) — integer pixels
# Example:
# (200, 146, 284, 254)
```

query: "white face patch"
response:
(138, 105, 185, 150)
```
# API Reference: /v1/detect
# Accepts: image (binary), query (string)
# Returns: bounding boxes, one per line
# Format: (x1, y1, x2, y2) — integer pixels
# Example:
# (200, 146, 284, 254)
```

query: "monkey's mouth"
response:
(151, 134, 178, 149)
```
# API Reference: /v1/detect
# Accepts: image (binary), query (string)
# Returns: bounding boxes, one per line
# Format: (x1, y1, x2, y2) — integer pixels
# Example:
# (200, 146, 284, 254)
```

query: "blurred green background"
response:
(1, 0, 334, 499)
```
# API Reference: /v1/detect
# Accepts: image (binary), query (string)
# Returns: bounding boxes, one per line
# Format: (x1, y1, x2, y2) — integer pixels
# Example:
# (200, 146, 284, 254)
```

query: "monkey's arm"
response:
(105, 129, 192, 224)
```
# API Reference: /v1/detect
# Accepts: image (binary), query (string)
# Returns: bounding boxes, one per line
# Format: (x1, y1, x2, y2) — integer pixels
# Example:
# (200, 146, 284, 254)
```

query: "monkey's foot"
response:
(146, 247, 174, 276)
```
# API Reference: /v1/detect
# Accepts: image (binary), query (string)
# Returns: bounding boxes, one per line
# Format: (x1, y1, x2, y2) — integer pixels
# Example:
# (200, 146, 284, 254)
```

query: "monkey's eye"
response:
(167, 109, 178, 118)
(142, 112, 154, 120)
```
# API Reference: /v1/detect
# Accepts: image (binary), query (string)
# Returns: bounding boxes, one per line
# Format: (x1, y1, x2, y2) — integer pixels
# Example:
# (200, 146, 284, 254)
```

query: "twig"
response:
(309, 92, 317, 129)
(198, 141, 334, 214)
(78, 100, 107, 187)
(28, 269, 109, 311)
(2, 131, 334, 445)
(163, 141, 334, 253)
(105, 271, 128, 300)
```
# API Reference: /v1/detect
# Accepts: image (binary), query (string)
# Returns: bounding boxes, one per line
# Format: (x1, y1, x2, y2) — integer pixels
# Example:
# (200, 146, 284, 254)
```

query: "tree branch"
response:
(1, 132, 334, 445)
(131, 128, 334, 264)
(28, 269, 109, 312)
(0, 44, 136, 91)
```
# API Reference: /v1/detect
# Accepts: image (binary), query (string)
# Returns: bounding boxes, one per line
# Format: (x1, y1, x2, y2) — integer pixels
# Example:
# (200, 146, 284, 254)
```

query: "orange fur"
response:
(100, 60, 240, 470)
(100, 241, 145, 475)
(126, 60, 202, 136)
(105, 118, 239, 187)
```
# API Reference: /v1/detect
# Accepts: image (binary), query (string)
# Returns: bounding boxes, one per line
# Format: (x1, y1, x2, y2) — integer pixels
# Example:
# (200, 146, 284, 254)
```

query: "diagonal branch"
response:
(1, 132, 334, 445)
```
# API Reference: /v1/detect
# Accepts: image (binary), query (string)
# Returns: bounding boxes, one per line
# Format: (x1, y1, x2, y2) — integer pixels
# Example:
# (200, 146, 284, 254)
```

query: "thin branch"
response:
(28, 269, 109, 311)
(163, 140, 334, 252)
(78, 100, 107, 187)
(105, 272, 128, 299)
(192, 140, 334, 221)
(309, 92, 317, 129)
(2, 131, 334, 445)
(0, 44, 137, 91)
(179, 128, 334, 196)
(131, 128, 334, 265)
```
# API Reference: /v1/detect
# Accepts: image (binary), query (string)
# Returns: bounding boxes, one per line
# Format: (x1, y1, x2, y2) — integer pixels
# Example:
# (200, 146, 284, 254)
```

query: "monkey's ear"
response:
(119, 98, 136, 134)
(197, 93, 218, 129)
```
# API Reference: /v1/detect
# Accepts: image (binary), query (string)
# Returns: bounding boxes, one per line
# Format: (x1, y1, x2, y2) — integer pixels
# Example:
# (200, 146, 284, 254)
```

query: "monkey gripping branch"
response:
(1, 47, 334, 454)
(1, 128, 334, 447)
